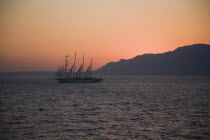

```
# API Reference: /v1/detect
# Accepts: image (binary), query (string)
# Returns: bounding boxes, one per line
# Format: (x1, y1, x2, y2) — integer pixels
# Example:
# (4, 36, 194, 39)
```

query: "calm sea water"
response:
(0, 75, 210, 139)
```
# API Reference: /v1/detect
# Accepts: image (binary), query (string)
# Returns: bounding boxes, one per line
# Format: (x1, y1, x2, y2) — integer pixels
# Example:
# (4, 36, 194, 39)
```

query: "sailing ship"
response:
(54, 53, 102, 83)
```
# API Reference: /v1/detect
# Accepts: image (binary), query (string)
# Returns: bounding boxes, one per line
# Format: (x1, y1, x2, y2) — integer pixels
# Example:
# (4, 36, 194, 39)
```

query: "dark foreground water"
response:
(0, 75, 210, 139)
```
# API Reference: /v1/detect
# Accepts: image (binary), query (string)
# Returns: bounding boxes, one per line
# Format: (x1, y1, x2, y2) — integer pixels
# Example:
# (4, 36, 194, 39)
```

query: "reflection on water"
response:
(0, 75, 210, 139)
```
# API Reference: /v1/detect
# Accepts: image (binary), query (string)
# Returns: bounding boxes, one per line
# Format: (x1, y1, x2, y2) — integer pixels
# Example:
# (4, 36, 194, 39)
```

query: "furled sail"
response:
(60, 67, 65, 78)
(66, 65, 73, 78)
(75, 65, 83, 78)
(55, 66, 62, 75)
(56, 65, 64, 78)
(83, 65, 91, 78)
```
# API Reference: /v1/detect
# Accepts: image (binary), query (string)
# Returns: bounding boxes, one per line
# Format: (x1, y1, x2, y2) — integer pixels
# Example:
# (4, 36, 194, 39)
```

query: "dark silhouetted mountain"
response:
(95, 44, 210, 75)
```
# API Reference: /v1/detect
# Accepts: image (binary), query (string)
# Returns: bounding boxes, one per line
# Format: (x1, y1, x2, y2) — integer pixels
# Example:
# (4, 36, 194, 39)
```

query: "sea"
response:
(0, 74, 210, 139)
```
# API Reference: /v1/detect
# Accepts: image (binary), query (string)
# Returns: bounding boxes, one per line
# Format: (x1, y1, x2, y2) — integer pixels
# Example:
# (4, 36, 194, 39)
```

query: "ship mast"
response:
(82, 53, 85, 73)
(64, 54, 68, 74)
(73, 52, 77, 78)
(90, 58, 93, 78)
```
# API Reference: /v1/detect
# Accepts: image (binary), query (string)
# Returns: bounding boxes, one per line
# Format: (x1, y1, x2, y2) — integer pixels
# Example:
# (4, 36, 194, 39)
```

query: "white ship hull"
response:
(56, 78, 102, 83)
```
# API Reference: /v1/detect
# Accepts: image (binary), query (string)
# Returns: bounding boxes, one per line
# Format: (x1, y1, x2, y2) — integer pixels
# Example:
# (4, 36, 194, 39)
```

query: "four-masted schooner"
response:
(55, 53, 102, 83)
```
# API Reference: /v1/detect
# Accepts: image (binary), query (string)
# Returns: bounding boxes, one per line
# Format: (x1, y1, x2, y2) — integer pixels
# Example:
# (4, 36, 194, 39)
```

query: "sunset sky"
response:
(1, 0, 210, 72)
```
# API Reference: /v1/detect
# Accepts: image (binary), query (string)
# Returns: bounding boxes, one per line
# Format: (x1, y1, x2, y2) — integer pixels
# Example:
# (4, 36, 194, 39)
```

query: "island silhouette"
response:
(95, 44, 210, 75)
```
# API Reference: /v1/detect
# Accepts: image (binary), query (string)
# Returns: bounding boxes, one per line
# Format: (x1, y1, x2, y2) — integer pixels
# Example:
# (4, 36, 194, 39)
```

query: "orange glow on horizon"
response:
(1, 0, 210, 72)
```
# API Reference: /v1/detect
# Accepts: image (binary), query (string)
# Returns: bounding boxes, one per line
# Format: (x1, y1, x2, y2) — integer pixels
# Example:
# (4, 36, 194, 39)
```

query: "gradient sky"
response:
(1, 0, 210, 72)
